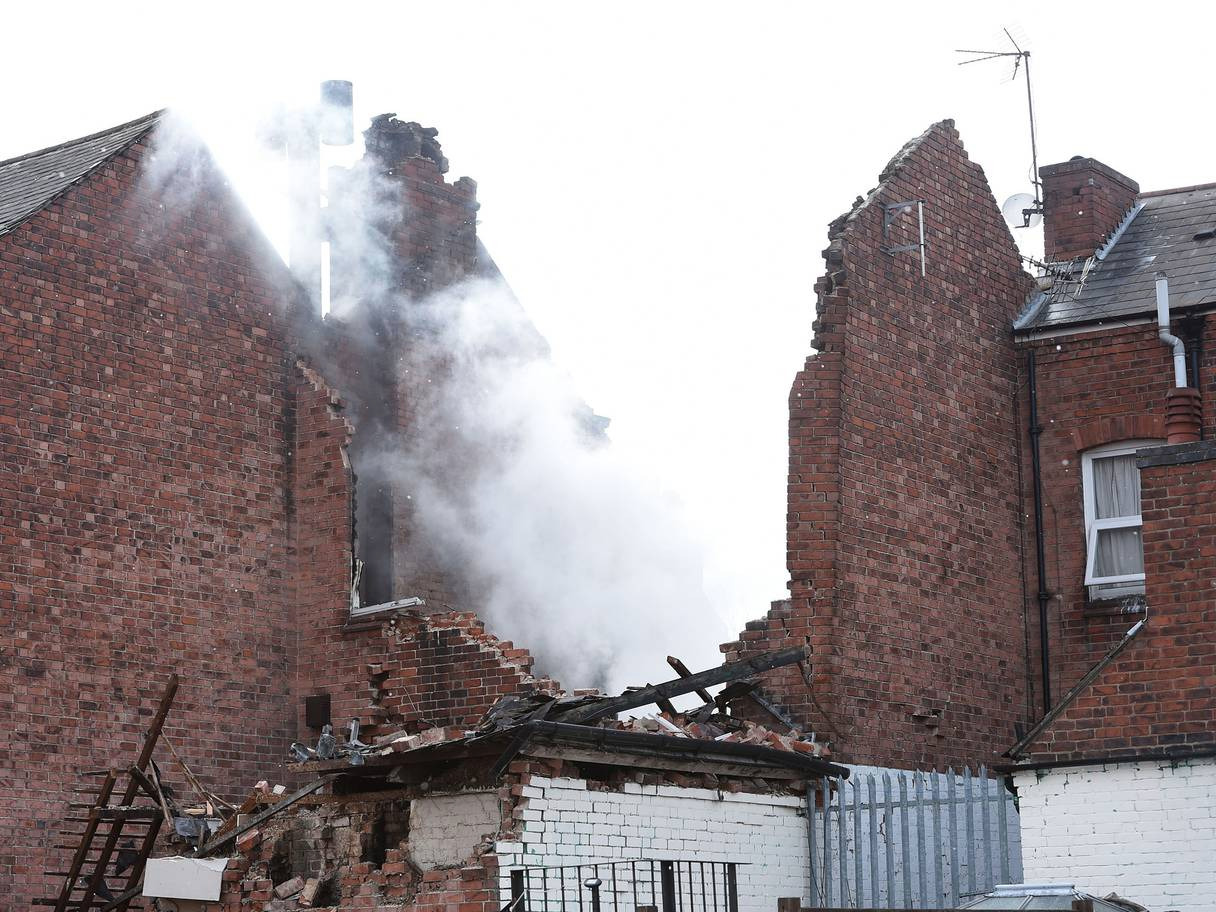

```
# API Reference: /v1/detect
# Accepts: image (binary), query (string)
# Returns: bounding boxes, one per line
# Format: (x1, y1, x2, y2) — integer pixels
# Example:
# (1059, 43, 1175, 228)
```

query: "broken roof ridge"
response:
(826, 118, 957, 242)
(0, 109, 163, 169)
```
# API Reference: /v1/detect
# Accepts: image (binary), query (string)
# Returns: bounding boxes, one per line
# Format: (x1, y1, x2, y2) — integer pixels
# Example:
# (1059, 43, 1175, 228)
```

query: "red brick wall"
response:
(0, 119, 552, 909)
(1015, 439, 1216, 762)
(1013, 326, 1174, 714)
(0, 135, 302, 907)
(726, 121, 1035, 768)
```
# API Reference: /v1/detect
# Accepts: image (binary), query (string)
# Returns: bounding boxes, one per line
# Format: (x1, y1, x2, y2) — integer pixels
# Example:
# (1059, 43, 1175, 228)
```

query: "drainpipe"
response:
(1156, 273, 1188, 388)
(1157, 273, 1204, 443)
(1027, 350, 1052, 714)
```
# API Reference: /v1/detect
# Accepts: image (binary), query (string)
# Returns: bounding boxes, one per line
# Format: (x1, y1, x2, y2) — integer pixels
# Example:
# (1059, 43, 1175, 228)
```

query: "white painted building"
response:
(1014, 757, 1216, 912)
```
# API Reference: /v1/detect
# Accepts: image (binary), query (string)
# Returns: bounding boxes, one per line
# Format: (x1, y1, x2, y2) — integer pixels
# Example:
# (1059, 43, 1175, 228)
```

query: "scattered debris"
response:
(288, 647, 829, 771)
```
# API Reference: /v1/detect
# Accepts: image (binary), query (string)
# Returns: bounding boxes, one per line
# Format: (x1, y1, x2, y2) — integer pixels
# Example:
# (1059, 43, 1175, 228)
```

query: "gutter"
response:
(996, 742, 1216, 774)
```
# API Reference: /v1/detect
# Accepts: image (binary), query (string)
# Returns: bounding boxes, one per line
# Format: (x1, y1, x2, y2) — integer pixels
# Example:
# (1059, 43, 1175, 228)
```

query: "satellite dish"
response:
(1002, 192, 1043, 229)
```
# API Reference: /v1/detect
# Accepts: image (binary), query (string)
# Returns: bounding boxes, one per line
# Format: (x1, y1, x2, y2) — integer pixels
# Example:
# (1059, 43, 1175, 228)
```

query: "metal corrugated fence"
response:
(807, 766, 1021, 909)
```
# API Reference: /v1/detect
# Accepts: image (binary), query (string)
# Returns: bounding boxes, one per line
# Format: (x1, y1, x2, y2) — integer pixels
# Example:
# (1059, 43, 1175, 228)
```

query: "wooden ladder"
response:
(35, 675, 179, 912)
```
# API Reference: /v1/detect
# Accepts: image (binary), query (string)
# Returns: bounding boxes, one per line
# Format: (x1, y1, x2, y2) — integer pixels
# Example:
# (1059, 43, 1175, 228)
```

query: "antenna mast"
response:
(957, 29, 1043, 225)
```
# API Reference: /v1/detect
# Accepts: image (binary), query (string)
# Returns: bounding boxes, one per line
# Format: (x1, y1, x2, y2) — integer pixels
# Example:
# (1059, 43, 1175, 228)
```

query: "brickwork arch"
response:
(1070, 414, 1164, 452)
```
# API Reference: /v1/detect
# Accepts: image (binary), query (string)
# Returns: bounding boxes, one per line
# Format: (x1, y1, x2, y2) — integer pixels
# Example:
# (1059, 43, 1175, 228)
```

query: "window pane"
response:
(1094, 526, 1144, 578)
(1092, 454, 1140, 519)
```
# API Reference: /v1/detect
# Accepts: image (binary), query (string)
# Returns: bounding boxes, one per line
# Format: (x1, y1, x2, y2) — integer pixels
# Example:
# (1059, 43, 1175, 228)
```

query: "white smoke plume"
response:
(147, 100, 731, 694)
(385, 277, 729, 692)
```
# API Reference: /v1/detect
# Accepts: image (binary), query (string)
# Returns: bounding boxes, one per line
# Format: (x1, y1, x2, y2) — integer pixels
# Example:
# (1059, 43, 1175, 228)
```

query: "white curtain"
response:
(1093, 454, 1143, 577)
(1093, 454, 1140, 518)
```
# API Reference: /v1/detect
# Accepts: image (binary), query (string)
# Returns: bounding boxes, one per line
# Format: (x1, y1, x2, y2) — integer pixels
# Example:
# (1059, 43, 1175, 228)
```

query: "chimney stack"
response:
(1040, 157, 1139, 261)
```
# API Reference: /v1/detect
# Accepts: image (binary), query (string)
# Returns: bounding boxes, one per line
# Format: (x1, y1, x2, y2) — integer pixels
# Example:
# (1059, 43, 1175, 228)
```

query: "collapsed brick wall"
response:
(298, 606, 558, 747)
(1010, 321, 1216, 711)
(1015, 439, 1216, 763)
(0, 135, 303, 908)
(215, 792, 505, 912)
(725, 121, 1035, 769)
(215, 755, 811, 912)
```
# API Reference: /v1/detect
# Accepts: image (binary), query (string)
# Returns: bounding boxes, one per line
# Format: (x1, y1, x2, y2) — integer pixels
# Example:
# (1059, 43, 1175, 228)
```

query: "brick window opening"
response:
(1082, 440, 1157, 595)
(354, 468, 396, 609)
(349, 444, 422, 617)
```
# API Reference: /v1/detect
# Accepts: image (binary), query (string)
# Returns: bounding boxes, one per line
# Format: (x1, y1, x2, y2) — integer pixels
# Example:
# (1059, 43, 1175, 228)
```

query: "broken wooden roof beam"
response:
(558, 646, 807, 724)
(666, 655, 715, 705)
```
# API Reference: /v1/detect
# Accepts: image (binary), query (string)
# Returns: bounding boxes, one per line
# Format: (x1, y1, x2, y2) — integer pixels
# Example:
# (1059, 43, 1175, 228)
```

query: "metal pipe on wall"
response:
(1027, 349, 1052, 713)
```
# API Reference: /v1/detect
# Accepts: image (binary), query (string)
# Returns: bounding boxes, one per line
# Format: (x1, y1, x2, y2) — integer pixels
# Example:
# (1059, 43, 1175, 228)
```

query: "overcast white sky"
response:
(6, 2, 1215, 639)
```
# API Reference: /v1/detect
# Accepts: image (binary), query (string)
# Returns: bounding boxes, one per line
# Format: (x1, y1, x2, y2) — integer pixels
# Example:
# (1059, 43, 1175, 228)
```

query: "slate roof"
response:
(1015, 183, 1216, 332)
(0, 111, 162, 237)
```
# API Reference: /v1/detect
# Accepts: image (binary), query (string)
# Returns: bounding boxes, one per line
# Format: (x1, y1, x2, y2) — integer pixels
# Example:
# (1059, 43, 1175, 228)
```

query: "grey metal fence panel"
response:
(805, 766, 1021, 909)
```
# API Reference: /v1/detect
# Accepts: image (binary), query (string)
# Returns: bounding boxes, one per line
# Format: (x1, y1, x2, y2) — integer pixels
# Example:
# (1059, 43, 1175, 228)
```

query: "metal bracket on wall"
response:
(881, 200, 927, 276)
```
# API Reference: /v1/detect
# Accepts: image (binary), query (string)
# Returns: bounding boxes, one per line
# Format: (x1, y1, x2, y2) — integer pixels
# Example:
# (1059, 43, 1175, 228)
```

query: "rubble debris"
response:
(299, 876, 321, 907)
(273, 875, 305, 899)
(287, 647, 831, 779)
(198, 780, 329, 858)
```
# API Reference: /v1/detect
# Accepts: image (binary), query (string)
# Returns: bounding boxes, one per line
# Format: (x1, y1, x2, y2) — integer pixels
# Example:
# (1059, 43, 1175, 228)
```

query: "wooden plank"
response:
(124, 767, 160, 807)
(198, 779, 327, 857)
(560, 647, 806, 723)
(525, 744, 801, 780)
(666, 656, 714, 704)
(206, 789, 263, 843)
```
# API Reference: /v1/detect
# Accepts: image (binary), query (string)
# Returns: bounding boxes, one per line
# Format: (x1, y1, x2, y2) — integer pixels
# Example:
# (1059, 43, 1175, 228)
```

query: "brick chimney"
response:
(1040, 157, 1139, 261)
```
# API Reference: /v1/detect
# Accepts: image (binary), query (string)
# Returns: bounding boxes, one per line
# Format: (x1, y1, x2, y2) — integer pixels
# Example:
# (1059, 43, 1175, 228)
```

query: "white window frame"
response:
(1081, 440, 1155, 588)
(349, 559, 424, 617)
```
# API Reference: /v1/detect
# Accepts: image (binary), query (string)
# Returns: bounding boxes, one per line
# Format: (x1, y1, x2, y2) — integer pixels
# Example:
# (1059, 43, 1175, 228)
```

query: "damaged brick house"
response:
(0, 101, 575, 908)
(726, 122, 1216, 907)
(2, 99, 847, 912)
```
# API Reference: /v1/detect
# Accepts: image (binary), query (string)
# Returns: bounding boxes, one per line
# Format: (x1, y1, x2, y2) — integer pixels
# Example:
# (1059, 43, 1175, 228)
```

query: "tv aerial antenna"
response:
(957, 29, 1044, 229)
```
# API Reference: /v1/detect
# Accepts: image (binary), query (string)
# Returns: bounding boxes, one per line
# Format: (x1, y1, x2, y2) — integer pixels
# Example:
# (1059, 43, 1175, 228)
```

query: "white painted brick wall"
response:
(496, 768, 1021, 912)
(497, 777, 810, 912)
(408, 791, 501, 869)
(1014, 757, 1216, 912)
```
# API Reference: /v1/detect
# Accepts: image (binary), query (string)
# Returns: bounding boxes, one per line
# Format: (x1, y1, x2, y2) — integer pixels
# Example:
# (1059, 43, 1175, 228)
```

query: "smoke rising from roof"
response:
(381, 276, 728, 691)
(149, 100, 730, 692)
